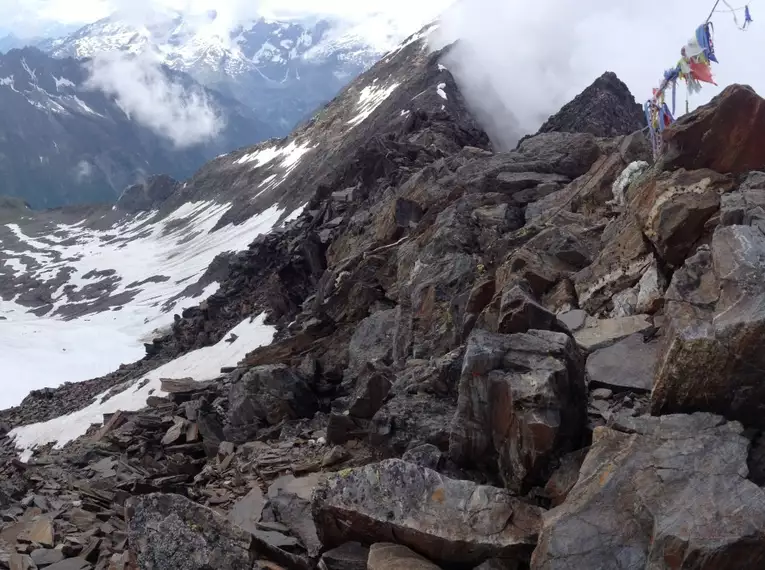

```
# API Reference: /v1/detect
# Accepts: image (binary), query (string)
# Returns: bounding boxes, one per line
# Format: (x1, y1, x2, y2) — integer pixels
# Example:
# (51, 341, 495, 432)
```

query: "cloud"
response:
(84, 50, 224, 148)
(74, 159, 94, 182)
(437, 0, 765, 149)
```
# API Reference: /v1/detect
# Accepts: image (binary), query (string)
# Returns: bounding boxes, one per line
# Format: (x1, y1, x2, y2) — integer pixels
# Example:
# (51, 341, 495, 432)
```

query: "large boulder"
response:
(586, 333, 658, 392)
(449, 329, 586, 492)
(629, 168, 733, 267)
(530, 413, 765, 569)
(226, 365, 318, 443)
(127, 493, 254, 570)
(663, 84, 765, 175)
(312, 459, 542, 567)
(367, 543, 441, 570)
(652, 224, 765, 428)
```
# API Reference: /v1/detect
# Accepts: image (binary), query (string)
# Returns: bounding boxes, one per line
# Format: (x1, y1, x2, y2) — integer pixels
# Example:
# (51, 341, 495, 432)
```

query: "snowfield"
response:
(9, 312, 276, 461)
(0, 198, 301, 408)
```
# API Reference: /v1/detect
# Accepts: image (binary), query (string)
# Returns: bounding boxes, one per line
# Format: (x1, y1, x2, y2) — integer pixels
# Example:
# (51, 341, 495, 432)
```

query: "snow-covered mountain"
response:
(0, 23, 456, 415)
(41, 13, 396, 135)
(0, 47, 277, 208)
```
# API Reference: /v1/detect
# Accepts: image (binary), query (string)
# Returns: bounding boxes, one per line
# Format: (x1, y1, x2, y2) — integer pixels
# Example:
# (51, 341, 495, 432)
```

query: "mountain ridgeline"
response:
(2, 20, 765, 570)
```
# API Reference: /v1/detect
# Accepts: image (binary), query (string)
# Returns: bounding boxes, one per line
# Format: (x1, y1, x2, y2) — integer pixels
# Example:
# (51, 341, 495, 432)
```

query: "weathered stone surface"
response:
(318, 542, 368, 570)
(663, 84, 765, 175)
(574, 215, 652, 314)
(630, 168, 733, 267)
(370, 392, 455, 454)
(44, 559, 91, 570)
(449, 329, 586, 492)
(557, 310, 587, 332)
(531, 413, 765, 569)
(226, 364, 318, 442)
(346, 309, 397, 377)
(228, 487, 265, 535)
(402, 444, 443, 471)
(543, 448, 589, 508)
(652, 225, 765, 428)
(312, 459, 542, 566)
(536, 72, 646, 139)
(30, 548, 65, 566)
(573, 315, 652, 352)
(586, 333, 658, 392)
(127, 493, 253, 570)
(367, 543, 441, 570)
(347, 365, 393, 420)
(267, 474, 323, 558)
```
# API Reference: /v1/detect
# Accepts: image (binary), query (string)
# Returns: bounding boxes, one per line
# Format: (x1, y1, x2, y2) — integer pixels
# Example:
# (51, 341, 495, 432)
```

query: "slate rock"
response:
(312, 459, 542, 567)
(629, 168, 733, 267)
(30, 548, 65, 566)
(586, 333, 658, 392)
(44, 559, 91, 570)
(318, 542, 369, 570)
(227, 364, 318, 443)
(557, 310, 587, 332)
(663, 84, 765, 175)
(367, 543, 441, 570)
(267, 474, 323, 558)
(228, 487, 266, 536)
(370, 393, 455, 454)
(573, 315, 652, 352)
(346, 309, 397, 378)
(127, 493, 253, 570)
(531, 413, 765, 569)
(402, 444, 443, 471)
(652, 226, 765, 428)
(449, 329, 586, 492)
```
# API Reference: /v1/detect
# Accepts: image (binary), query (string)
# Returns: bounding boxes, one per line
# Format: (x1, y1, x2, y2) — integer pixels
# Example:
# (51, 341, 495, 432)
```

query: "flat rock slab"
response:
(367, 543, 441, 570)
(228, 487, 266, 535)
(44, 559, 91, 570)
(531, 413, 765, 569)
(586, 333, 658, 392)
(128, 493, 253, 570)
(557, 309, 587, 332)
(573, 315, 652, 352)
(312, 459, 542, 567)
(319, 542, 369, 570)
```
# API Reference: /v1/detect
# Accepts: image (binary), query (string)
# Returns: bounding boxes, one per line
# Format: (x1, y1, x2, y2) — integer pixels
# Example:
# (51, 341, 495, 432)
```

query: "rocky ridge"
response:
(2, 26, 765, 570)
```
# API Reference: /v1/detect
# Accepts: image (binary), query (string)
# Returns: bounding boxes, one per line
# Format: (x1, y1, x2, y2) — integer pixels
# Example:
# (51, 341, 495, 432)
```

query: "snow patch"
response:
(9, 313, 276, 461)
(53, 75, 75, 90)
(437, 83, 448, 100)
(347, 82, 400, 128)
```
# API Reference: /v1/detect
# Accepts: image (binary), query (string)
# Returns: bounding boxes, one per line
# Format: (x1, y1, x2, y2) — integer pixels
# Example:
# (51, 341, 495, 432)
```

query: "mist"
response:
(436, 0, 765, 149)
(85, 51, 224, 148)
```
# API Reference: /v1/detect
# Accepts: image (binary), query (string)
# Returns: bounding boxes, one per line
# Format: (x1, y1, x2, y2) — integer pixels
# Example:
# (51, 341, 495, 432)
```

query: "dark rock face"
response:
(127, 493, 254, 570)
(531, 414, 765, 570)
(116, 175, 180, 213)
(226, 365, 318, 443)
(449, 329, 586, 492)
(536, 72, 646, 138)
(311, 459, 542, 567)
(663, 84, 765, 175)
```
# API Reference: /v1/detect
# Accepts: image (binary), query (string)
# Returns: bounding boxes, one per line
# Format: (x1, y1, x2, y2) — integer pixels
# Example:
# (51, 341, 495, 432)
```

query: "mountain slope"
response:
(43, 14, 395, 136)
(0, 47, 276, 208)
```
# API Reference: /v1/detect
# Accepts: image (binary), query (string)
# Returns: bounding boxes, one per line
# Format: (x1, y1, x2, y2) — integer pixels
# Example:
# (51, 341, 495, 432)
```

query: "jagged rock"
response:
(366, 543, 441, 570)
(719, 171, 765, 228)
(536, 72, 646, 138)
(346, 310, 397, 378)
(127, 493, 253, 570)
(312, 459, 542, 566)
(586, 333, 658, 392)
(543, 448, 589, 507)
(318, 542, 369, 570)
(574, 215, 652, 314)
(267, 474, 323, 558)
(347, 366, 393, 419)
(630, 168, 733, 267)
(652, 225, 765, 428)
(370, 393, 455, 454)
(492, 172, 570, 195)
(573, 315, 652, 352)
(557, 310, 587, 332)
(226, 365, 318, 443)
(402, 444, 443, 471)
(228, 487, 266, 535)
(531, 413, 765, 569)
(663, 84, 765, 175)
(449, 329, 586, 492)
(116, 174, 180, 213)
(30, 548, 65, 566)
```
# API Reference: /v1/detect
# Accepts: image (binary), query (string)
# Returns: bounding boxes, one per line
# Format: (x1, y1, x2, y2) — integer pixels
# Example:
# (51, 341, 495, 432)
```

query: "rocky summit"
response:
(3, 21, 765, 570)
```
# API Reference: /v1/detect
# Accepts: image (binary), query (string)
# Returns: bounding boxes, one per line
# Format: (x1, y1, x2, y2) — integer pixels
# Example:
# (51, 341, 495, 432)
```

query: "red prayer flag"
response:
(689, 60, 716, 85)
